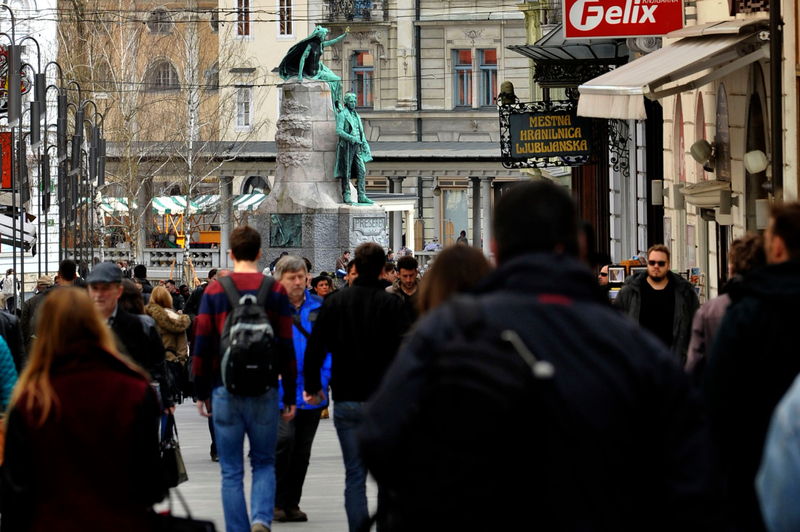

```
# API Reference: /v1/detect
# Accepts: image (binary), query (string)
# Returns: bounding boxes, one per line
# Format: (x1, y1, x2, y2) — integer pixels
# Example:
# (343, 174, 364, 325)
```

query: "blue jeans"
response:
(334, 401, 372, 532)
(212, 386, 280, 532)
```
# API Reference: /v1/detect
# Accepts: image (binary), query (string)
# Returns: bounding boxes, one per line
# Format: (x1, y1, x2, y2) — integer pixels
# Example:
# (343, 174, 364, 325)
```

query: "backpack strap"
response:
(255, 276, 275, 307)
(292, 314, 312, 340)
(219, 275, 242, 310)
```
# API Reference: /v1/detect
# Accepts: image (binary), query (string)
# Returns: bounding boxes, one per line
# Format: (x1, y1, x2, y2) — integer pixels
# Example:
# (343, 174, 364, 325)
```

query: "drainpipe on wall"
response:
(416, 0, 422, 142)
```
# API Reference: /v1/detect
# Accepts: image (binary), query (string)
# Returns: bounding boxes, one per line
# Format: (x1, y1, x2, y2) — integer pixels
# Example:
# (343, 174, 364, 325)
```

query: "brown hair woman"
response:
(418, 245, 493, 316)
(1, 288, 165, 531)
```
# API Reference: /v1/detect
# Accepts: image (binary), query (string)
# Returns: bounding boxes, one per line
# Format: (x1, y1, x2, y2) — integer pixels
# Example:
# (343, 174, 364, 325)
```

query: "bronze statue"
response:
(335, 92, 373, 205)
(278, 25, 350, 111)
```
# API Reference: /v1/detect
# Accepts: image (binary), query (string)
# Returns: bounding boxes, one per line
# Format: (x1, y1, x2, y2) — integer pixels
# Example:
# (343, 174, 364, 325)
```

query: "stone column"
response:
(405, 208, 416, 253)
(136, 178, 149, 265)
(395, 0, 417, 110)
(432, 177, 441, 243)
(471, 176, 481, 249)
(220, 174, 233, 268)
(480, 176, 494, 256)
(391, 176, 404, 250)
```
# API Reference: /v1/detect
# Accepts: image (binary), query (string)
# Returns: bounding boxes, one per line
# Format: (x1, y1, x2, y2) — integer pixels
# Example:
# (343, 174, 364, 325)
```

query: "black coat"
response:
(0, 311, 24, 373)
(704, 259, 800, 532)
(615, 270, 700, 363)
(360, 253, 727, 531)
(304, 276, 411, 402)
(111, 307, 173, 408)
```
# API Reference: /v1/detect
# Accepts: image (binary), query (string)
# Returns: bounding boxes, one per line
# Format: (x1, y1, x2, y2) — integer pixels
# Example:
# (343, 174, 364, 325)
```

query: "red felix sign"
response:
(564, 0, 684, 39)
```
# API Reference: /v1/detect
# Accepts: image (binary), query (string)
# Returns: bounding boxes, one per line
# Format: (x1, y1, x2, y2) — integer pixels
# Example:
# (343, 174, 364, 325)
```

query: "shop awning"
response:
(97, 194, 268, 215)
(233, 193, 267, 212)
(98, 197, 135, 215)
(577, 21, 769, 120)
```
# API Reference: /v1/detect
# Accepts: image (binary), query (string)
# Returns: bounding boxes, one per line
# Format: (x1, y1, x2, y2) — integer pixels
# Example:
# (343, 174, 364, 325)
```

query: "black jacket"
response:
(183, 283, 207, 320)
(137, 278, 153, 305)
(704, 260, 800, 532)
(360, 253, 727, 531)
(304, 276, 411, 402)
(615, 270, 700, 363)
(0, 311, 24, 373)
(20, 288, 51, 354)
(111, 307, 173, 408)
(170, 291, 185, 312)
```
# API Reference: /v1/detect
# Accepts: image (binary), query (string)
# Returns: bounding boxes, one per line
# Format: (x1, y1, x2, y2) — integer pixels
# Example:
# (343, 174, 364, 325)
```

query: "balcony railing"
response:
(326, 0, 388, 22)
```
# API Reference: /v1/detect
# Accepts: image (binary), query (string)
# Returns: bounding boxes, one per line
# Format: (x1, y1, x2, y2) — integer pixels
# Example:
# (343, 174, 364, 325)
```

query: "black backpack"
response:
(218, 276, 276, 396)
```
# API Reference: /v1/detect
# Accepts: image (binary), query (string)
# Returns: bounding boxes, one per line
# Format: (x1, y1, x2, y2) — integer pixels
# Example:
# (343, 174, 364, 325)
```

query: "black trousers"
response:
(275, 408, 323, 508)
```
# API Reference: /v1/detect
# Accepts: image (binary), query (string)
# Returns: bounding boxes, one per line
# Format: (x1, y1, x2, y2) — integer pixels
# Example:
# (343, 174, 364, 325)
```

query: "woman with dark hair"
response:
(0, 288, 165, 531)
(418, 245, 493, 316)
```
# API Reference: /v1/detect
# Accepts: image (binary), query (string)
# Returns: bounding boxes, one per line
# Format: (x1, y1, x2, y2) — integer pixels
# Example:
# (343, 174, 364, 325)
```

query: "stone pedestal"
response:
(254, 80, 387, 273)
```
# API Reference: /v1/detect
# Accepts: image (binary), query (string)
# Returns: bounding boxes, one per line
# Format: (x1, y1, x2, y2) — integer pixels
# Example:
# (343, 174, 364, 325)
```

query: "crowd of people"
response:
(2, 181, 800, 532)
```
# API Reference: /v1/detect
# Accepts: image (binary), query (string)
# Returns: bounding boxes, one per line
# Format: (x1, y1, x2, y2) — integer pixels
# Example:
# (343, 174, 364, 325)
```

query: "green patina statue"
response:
(278, 25, 350, 111)
(335, 92, 373, 205)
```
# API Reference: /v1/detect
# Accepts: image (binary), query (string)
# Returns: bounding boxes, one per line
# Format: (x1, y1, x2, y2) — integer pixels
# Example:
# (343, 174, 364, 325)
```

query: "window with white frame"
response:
(279, 0, 293, 36)
(479, 49, 498, 107)
(351, 51, 373, 108)
(454, 50, 472, 107)
(236, 86, 253, 129)
(147, 8, 173, 34)
(237, 0, 250, 37)
(149, 60, 179, 90)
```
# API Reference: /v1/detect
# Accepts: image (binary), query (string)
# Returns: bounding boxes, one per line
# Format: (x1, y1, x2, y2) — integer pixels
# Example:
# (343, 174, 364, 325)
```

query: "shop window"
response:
(479, 50, 498, 107)
(454, 50, 473, 107)
(442, 189, 469, 246)
(351, 51, 374, 107)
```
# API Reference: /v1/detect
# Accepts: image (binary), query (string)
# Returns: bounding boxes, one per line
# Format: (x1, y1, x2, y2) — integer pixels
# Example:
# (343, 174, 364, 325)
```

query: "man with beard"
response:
(615, 245, 699, 364)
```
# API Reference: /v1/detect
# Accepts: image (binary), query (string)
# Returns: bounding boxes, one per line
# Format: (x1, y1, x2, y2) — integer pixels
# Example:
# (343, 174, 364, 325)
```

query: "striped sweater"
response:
(193, 272, 297, 404)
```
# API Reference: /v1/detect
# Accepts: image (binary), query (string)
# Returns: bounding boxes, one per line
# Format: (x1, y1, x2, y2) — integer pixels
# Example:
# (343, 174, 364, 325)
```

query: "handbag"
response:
(152, 489, 216, 532)
(161, 413, 189, 488)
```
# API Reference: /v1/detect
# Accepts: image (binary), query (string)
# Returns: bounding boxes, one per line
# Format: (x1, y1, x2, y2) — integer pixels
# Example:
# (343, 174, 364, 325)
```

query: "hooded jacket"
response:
(614, 270, 700, 363)
(145, 302, 191, 363)
(704, 260, 800, 532)
(360, 253, 725, 531)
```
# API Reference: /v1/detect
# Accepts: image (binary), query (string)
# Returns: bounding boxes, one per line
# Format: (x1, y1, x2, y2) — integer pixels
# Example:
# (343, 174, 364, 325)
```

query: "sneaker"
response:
(284, 506, 308, 522)
(251, 524, 270, 532)
(210, 451, 219, 462)
(274, 507, 287, 522)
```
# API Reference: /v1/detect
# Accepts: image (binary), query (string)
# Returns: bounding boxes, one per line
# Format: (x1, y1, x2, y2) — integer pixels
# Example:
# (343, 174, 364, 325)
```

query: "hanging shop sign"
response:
(0, 132, 10, 189)
(500, 100, 595, 168)
(563, 0, 685, 39)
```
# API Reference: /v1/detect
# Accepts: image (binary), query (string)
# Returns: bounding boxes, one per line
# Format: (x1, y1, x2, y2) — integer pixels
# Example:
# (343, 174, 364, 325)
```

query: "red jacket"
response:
(0, 342, 165, 532)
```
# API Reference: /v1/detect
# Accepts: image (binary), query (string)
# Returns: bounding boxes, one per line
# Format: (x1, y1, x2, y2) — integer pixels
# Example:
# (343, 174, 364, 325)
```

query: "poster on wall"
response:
(686, 224, 696, 268)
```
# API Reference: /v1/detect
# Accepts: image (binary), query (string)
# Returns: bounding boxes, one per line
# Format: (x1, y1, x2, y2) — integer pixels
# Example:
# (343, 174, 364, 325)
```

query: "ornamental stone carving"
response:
(277, 151, 312, 167)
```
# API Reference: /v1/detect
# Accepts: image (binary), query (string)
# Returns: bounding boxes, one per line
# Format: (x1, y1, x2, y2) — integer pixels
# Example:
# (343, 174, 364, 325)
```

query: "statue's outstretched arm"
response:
(297, 46, 312, 82)
(323, 27, 349, 48)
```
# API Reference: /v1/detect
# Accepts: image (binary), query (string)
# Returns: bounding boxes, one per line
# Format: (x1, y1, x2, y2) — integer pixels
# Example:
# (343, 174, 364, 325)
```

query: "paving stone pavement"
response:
(159, 402, 378, 532)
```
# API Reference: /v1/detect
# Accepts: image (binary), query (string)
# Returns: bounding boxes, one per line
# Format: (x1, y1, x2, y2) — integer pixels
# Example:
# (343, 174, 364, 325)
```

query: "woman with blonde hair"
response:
(0, 288, 165, 531)
(146, 286, 191, 404)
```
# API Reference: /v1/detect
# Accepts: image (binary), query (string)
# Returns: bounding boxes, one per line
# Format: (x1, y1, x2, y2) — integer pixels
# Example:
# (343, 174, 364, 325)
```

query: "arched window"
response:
(149, 60, 179, 90)
(209, 9, 219, 33)
(242, 175, 269, 194)
(695, 94, 706, 181)
(674, 96, 686, 183)
(147, 8, 173, 34)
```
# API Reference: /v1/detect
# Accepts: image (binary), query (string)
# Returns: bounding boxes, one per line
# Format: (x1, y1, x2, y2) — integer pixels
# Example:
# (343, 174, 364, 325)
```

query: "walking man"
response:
(164, 279, 185, 312)
(615, 244, 699, 363)
(359, 181, 725, 530)
(194, 225, 297, 532)
(304, 242, 411, 532)
(386, 255, 420, 322)
(273, 256, 332, 523)
(705, 203, 800, 532)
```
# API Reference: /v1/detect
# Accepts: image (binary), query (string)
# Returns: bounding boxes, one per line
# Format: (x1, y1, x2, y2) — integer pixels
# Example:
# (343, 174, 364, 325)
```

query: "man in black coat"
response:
(0, 310, 24, 373)
(303, 242, 411, 532)
(359, 181, 727, 531)
(615, 245, 700, 364)
(134, 264, 153, 305)
(88, 263, 173, 413)
(704, 203, 800, 532)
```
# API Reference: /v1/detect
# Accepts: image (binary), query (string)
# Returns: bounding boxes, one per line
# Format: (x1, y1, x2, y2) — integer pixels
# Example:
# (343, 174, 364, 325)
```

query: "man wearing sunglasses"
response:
(598, 264, 610, 286)
(615, 244, 699, 364)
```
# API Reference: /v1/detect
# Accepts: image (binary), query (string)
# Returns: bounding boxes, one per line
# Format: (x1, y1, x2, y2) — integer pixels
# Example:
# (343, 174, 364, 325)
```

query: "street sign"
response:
(508, 110, 593, 159)
(563, 0, 684, 39)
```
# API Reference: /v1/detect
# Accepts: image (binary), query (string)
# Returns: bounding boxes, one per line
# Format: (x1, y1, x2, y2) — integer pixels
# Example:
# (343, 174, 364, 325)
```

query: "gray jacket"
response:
(614, 271, 700, 363)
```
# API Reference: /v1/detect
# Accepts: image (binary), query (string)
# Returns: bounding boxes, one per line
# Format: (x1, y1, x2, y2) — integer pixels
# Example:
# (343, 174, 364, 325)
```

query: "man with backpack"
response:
(303, 242, 411, 532)
(358, 181, 728, 531)
(193, 225, 297, 532)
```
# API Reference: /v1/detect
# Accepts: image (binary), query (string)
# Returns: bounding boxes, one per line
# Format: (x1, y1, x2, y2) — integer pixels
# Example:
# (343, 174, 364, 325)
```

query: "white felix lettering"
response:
(639, 4, 657, 23)
(569, 0, 659, 30)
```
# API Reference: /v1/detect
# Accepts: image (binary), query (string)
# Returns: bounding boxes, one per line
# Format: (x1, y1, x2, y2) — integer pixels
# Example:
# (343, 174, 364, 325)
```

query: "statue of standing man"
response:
(335, 93, 373, 205)
(278, 25, 350, 111)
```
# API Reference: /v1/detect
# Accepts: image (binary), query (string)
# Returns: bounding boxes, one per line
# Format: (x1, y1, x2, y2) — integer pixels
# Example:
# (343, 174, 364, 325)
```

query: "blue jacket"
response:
(280, 291, 332, 410)
(0, 335, 18, 411)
